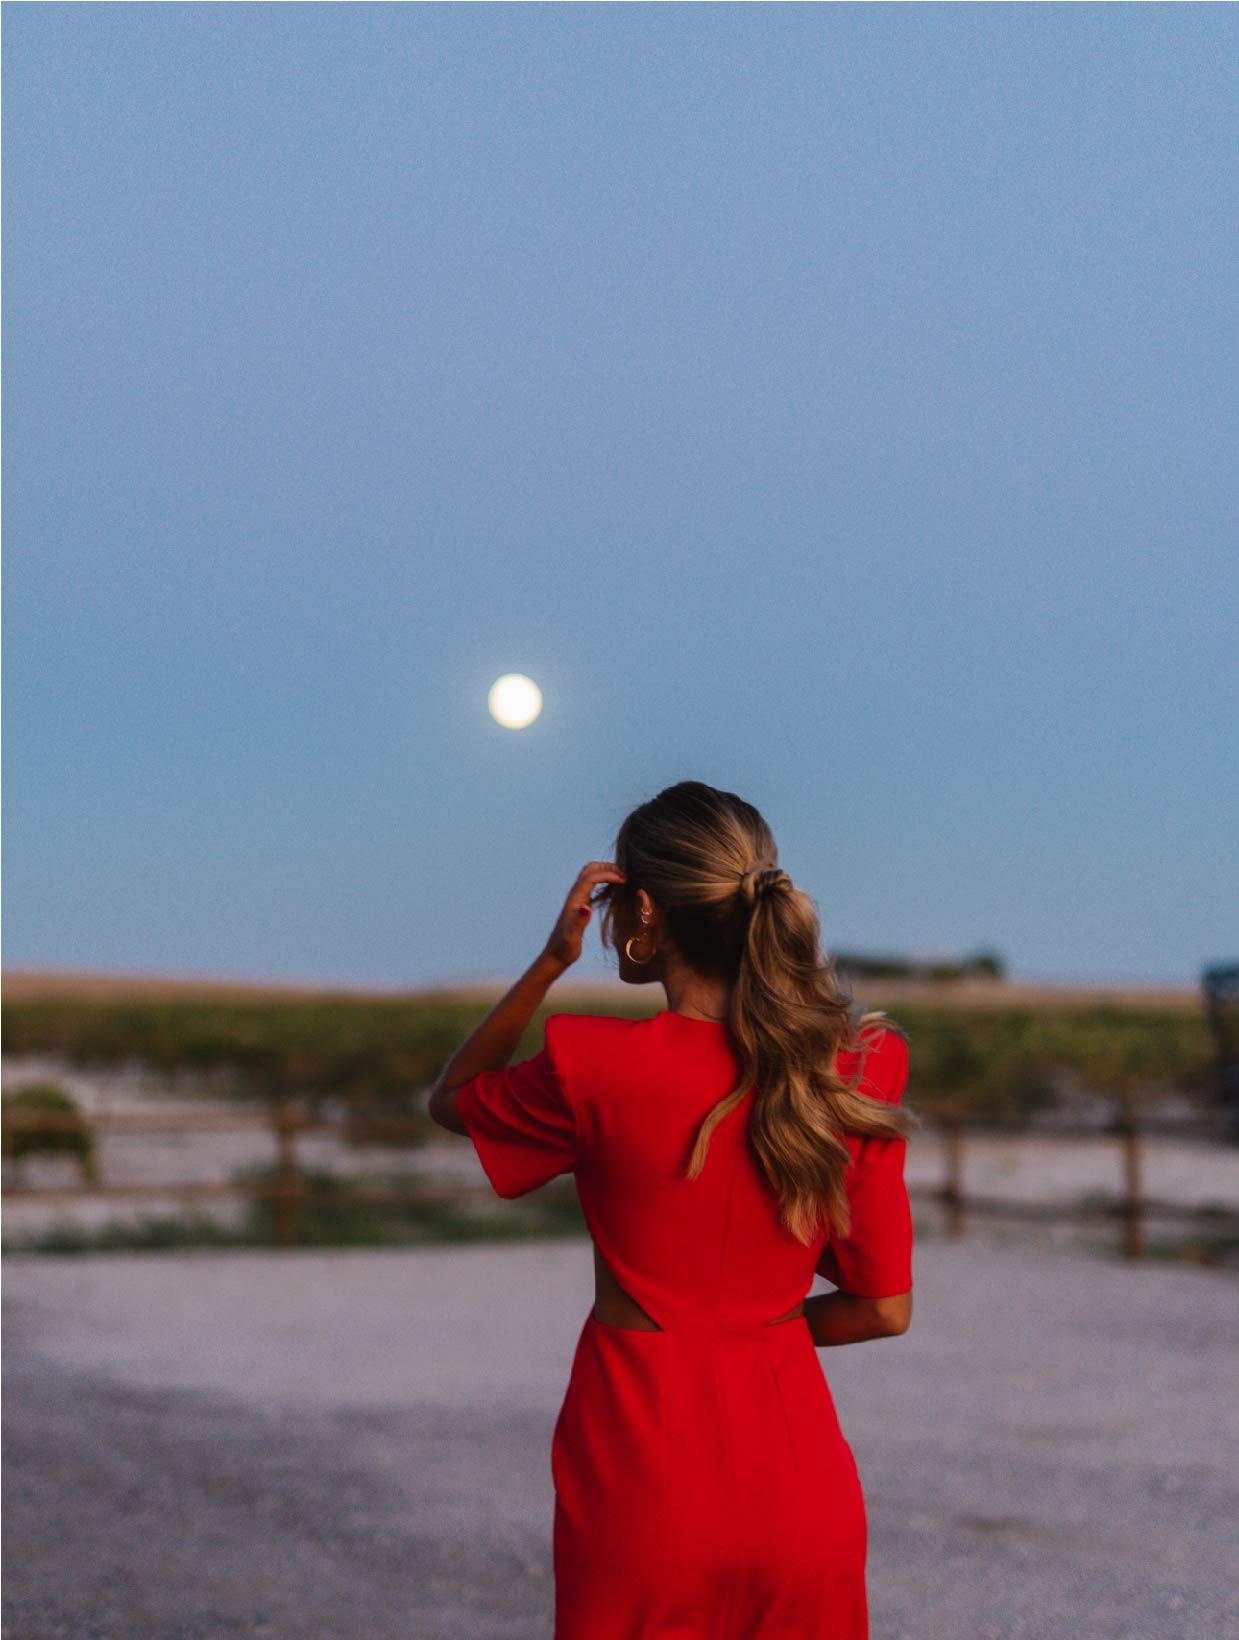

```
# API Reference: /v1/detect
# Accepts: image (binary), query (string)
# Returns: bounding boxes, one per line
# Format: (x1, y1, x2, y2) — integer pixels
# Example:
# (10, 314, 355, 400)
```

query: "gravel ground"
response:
(4, 1233, 1238, 1640)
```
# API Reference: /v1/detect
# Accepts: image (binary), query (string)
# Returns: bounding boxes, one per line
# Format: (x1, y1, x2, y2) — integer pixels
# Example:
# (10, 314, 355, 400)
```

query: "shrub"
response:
(1, 1081, 98, 1183)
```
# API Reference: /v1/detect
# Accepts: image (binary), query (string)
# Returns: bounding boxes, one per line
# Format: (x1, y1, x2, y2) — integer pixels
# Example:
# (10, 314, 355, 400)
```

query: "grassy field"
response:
(1, 964, 1204, 1011)
(3, 965, 1224, 1260)
(2, 967, 1214, 1121)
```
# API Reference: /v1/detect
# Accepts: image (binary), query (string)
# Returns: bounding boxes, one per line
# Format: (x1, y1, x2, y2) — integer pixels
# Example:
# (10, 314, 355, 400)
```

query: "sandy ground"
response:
(4, 1234, 1238, 1640)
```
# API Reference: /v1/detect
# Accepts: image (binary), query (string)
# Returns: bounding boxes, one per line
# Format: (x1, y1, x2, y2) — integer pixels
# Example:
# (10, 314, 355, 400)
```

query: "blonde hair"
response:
(596, 780, 919, 1246)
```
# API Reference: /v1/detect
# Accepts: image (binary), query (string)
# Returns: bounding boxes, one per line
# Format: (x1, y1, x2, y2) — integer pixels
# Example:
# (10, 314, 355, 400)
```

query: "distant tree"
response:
(2, 1081, 98, 1184)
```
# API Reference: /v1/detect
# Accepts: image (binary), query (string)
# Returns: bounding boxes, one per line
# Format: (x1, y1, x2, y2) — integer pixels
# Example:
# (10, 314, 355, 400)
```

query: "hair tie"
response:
(739, 865, 791, 906)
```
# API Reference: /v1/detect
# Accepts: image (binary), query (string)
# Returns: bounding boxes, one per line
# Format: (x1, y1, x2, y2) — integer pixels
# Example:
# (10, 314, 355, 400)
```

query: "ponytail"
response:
(598, 780, 918, 1245)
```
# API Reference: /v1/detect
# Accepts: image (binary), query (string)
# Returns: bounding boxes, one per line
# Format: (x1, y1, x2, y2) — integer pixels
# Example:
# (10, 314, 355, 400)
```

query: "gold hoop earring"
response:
(625, 933, 657, 965)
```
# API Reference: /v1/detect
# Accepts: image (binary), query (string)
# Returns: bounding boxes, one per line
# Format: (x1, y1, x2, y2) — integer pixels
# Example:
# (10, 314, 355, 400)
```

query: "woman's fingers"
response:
(544, 864, 627, 966)
(575, 861, 626, 908)
(577, 861, 626, 884)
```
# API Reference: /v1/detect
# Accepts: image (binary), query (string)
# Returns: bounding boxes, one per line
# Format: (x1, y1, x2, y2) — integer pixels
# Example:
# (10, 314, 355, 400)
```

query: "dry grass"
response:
(1, 966, 1201, 1013)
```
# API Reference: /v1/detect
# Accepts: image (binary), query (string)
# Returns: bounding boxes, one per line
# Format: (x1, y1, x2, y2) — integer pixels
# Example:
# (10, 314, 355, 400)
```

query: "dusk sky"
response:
(4, 5, 1236, 991)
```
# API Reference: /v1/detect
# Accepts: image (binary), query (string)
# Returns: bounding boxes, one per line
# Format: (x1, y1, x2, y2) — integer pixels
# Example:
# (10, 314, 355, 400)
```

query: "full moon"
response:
(488, 673, 543, 729)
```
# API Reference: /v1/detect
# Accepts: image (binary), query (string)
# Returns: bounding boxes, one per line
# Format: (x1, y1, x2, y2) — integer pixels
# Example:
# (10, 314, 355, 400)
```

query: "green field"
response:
(1, 986, 1215, 1123)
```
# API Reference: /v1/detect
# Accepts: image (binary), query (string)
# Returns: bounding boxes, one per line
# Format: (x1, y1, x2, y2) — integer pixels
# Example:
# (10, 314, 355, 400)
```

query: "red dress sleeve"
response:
(454, 1016, 580, 1200)
(815, 1032, 913, 1299)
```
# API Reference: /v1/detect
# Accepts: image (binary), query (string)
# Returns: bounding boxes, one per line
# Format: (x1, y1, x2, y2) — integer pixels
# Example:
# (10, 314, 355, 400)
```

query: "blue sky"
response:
(3, 5, 1236, 990)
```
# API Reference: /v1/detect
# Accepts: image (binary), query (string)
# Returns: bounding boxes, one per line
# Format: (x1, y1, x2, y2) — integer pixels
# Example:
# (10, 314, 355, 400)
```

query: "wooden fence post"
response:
(1118, 1092, 1144, 1261)
(273, 1100, 301, 1250)
(941, 1101, 966, 1238)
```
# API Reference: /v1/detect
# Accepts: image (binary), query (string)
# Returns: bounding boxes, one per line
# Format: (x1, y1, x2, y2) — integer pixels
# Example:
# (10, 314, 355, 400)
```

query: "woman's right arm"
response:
(810, 1032, 915, 1346)
(804, 1287, 911, 1346)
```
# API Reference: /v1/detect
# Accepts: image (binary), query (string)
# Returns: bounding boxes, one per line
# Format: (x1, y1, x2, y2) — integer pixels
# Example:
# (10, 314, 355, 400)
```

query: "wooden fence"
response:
(3, 1097, 1237, 1260)
(922, 1097, 1237, 1261)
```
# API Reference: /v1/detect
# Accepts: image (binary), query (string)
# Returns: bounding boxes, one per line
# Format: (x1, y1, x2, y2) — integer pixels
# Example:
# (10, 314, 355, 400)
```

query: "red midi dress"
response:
(455, 1009, 914, 1640)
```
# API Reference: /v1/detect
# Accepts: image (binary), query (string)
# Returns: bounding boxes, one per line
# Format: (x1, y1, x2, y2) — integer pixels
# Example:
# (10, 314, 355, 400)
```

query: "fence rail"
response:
(912, 1096, 1239, 1259)
(4, 1099, 1237, 1258)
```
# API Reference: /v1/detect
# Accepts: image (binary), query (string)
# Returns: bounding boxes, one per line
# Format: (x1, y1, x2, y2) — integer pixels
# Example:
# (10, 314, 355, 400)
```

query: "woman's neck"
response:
(662, 964, 732, 1023)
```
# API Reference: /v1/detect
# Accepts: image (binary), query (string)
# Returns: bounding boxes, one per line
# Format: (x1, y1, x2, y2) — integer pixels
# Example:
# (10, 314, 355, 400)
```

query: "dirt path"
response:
(4, 1238, 1237, 1640)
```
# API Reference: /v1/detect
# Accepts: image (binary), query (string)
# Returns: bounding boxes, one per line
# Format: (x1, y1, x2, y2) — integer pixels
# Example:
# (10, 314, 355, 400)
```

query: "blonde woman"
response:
(430, 780, 917, 1639)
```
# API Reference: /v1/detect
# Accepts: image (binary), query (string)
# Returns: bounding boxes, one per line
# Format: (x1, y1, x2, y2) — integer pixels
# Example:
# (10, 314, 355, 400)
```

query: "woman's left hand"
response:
(542, 861, 627, 972)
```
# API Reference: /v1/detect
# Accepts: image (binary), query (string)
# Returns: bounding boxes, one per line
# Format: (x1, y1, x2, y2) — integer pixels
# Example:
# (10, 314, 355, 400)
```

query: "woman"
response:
(429, 780, 917, 1639)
